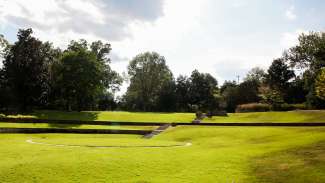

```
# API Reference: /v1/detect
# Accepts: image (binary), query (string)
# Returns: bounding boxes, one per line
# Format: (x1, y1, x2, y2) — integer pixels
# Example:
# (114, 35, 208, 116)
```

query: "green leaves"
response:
(315, 68, 325, 100)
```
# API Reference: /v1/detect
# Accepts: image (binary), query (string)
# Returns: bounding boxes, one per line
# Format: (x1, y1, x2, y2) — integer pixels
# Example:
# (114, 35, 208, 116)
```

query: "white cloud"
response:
(1, 0, 322, 94)
(231, 0, 246, 8)
(281, 29, 306, 49)
(285, 6, 297, 20)
(0, 0, 164, 43)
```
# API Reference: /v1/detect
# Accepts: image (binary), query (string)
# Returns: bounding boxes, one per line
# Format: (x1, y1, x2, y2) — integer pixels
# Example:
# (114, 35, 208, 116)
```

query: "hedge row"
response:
(236, 103, 307, 113)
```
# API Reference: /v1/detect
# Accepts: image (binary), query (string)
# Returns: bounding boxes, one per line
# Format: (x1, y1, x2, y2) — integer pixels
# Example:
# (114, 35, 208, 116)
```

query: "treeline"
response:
(0, 29, 122, 112)
(0, 29, 324, 113)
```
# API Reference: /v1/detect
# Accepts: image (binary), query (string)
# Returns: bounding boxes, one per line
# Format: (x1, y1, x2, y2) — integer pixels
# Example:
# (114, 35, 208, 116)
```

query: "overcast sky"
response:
(1, 0, 325, 94)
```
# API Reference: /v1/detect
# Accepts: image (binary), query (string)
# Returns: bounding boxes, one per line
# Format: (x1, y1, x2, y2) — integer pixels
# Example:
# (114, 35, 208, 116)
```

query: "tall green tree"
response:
(0, 34, 9, 62)
(125, 52, 174, 111)
(0, 34, 10, 109)
(267, 58, 295, 94)
(284, 32, 325, 108)
(315, 68, 325, 100)
(2, 29, 57, 111)
(237, 79, 260, 104)
(52, 40, 121, 111)
(284, 32, 325, 73)
(175, 75, 191, 111)
(244, 67, 266, 84)
(220, 81, 239, 112)
(188, 70, 219, 111)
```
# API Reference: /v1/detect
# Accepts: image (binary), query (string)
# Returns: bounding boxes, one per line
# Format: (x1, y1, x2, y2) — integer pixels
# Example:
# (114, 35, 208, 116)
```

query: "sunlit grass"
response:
(1, 110, 196, 122)
(0, 126, 324, 182)
(203, 110, 325, 123)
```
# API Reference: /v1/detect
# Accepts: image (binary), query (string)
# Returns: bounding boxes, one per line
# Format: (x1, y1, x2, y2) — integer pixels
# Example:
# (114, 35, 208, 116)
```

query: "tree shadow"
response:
(32, 110, 100, 128)
(32, 110, 99, 120)
(248, 141, 325, 183)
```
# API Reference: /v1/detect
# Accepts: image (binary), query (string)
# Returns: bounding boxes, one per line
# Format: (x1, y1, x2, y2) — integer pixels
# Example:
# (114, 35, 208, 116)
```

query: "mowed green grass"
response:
(2, 110, 325, 123)
(0, 126, 324, 182)
(203, 110, 325, 123)
(1, 110, 325, 182)
(0, 123, 156, 130)
(0, 110, 196, 122)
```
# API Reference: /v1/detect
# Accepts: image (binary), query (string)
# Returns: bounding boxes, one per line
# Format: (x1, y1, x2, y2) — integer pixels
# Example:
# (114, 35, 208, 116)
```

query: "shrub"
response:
(206, 110, 228, 118)
(236, 103, 270, 113)
(274, 103, 307, 111)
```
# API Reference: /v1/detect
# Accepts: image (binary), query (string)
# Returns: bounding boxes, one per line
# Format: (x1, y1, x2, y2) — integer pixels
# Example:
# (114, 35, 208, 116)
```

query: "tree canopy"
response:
(125, 52, 174, 111)
(2, 29, 56, 110)
(315, 68, 325, 100)
(0, 29, 324, 112)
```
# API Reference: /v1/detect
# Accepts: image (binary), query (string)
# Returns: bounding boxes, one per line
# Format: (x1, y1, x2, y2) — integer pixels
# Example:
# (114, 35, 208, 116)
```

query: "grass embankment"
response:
(0, 123, 156, 130)
(2, 110, 325, 124)
(0, 110, 196, 122)
(1, 110, 325, 182)
(0, 126, 324, 182)
(204, 110, 325, 123)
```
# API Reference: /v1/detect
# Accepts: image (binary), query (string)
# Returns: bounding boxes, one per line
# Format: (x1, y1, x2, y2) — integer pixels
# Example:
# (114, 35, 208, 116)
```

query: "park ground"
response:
(0, 110, 325, 182)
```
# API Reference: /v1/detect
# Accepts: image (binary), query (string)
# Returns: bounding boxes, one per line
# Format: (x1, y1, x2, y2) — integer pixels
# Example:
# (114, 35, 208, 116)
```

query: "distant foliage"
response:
(315, 68, 325, 100)
(0, 28, 324, 112)
(2, 29, 57, 111)
(267, 58, 295, 93)
(124, 52, 175, 111)
(236, 103, 306, 113)
(284, 32, 325, 109)
(51, 40, 122, 111)
(236, 103, 270, 113)
(0, 29, 121, 112)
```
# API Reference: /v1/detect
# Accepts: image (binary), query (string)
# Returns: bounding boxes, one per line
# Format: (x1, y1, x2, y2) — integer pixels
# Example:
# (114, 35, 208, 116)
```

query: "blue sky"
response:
(0, 0, 324, 94)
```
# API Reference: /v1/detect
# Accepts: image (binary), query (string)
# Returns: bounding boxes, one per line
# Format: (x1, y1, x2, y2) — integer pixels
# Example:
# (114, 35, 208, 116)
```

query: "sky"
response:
(0, 0, 325, 95)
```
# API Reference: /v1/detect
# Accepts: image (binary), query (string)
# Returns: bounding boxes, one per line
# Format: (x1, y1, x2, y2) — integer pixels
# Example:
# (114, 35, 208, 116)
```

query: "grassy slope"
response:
(203, 110, 325, 123)
(0, 126, 324, 182)
(1, 110, 325, 182)
(0, 123, 156, 130)
(1, 110, 196, 122)
(2, 110, 325, 123)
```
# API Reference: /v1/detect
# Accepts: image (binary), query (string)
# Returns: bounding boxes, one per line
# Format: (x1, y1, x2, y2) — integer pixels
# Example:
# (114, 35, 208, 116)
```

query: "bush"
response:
(273, 103, 307, 111)
(206, 110, 228, 118)
(236, 103, 270, 113)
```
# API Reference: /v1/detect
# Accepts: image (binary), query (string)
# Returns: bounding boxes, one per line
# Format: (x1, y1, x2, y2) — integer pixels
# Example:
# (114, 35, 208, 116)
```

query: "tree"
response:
(2, 29, 57, 111)
(266, 58, 295, 94)
(220, 79, 260, 112)
(244, 67, 266, 84)
(52, 40, 122, 111)
(284, 32, 325, 73)
(125, 52, 174, 111)
(284, 32, 325, 108)
(0, 34, 9, 62)
(315, 68, 325, 100)
(188, 70, 219, 111)
(156, 79, 177, 111)
(285, 76, 307, 104)
(175, 75, 191, 111)
(0, 35, 10, 109)
(237, 79, 260, 104)
(220, 81, 239, 112)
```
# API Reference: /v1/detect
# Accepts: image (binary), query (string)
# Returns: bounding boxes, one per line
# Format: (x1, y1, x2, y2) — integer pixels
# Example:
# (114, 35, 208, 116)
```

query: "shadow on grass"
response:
(249, 141, 325, 183)
(47, 123, 81, 128)
(32, 110, 100, 121)
(33, 110, 100, 128)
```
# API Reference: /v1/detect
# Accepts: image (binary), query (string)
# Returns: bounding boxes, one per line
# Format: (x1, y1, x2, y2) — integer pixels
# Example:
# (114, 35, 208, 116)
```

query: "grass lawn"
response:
(0, 110, 196, 122)
(2, 110, 325, 124)
(0, 123, 156, 130)
(203, 110, 325, 123)
(1, 110, 325, 182)
(0, 126, 324, 182)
